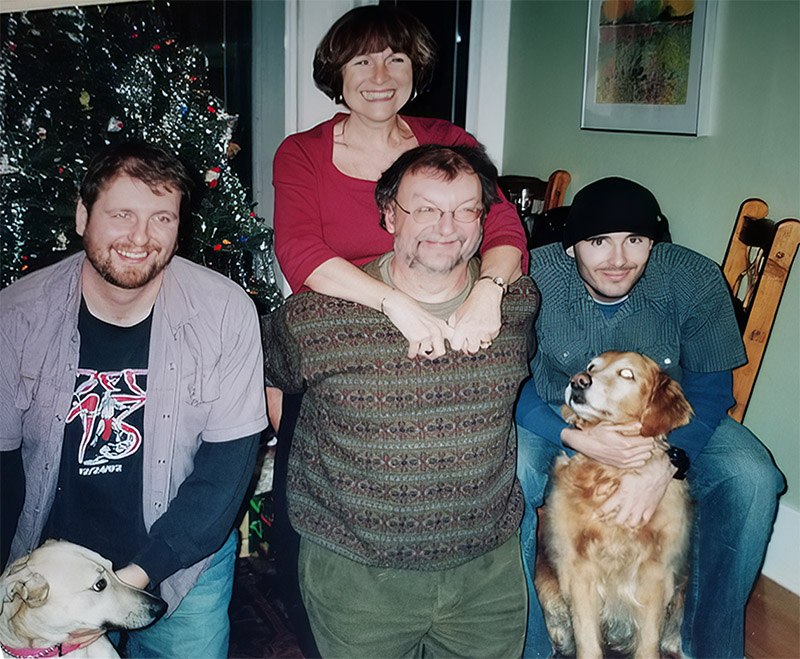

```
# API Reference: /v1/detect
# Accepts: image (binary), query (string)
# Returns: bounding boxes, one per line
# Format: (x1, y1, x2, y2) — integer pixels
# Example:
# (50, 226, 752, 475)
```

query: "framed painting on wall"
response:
(581, 0, 717, 135)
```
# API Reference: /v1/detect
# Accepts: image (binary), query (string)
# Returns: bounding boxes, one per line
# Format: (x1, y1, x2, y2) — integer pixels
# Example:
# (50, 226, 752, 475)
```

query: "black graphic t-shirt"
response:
(43, 298, 151, 569)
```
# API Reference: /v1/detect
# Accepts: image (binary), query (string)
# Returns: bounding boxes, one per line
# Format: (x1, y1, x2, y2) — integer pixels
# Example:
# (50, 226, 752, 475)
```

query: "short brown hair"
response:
(313, 5, 437, 106)
(375, 144, 500, 229)
(80, 141, 196, 225)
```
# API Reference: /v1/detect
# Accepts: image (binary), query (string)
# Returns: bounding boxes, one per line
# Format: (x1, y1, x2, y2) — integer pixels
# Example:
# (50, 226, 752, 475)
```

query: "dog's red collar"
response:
(0, 642, 82, 658)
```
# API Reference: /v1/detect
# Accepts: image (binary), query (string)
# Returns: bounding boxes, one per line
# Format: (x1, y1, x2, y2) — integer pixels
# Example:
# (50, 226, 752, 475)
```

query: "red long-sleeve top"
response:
(273, 113, 528, 293)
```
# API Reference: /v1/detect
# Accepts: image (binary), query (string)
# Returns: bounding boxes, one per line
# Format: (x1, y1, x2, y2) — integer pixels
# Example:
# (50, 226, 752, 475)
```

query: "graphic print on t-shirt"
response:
(42, 299, 150, 566)
(66, 368, 146, 469)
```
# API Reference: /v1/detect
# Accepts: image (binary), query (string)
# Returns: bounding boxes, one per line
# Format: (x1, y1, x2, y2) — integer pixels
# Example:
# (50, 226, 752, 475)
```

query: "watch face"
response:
(480, 275, 507, 292)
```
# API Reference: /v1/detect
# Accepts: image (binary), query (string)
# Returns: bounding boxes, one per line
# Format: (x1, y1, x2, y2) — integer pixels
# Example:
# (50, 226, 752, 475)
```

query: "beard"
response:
(83, 235, 177, 290)
(577, 263, 645, 303)
(399, 229, 483, 276)
(403, 249, 468, 275)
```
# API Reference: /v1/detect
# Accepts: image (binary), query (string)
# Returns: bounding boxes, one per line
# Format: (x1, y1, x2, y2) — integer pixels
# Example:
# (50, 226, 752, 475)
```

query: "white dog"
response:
(0, 541, 166, 658)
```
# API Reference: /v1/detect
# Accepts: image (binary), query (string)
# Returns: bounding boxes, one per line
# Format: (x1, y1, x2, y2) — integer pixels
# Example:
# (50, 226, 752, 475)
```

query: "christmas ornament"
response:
(225, 141, 241, 159)
(55, 231, 68, 251)
(204, 166, 220, 188)
(107, 117, 124, 132)
(79, 90, 92, 110)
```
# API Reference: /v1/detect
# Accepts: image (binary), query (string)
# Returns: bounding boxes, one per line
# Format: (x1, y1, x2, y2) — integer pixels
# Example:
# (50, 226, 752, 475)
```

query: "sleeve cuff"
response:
(131, 537, 183, 588)
(667, 418, 715, 462)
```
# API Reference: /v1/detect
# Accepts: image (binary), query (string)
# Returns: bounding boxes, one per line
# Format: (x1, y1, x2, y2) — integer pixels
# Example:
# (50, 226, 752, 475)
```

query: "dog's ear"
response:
(6, 570, 50, 609)
(641, 373, 693, 437)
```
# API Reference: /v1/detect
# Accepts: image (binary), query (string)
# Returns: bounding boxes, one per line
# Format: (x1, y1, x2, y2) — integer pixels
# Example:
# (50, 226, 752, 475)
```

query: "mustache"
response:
(112, 241, 160, 253)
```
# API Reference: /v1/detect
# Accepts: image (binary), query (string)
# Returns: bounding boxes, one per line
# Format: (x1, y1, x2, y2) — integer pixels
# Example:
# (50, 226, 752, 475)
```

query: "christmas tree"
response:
(0, 2, 282, 313)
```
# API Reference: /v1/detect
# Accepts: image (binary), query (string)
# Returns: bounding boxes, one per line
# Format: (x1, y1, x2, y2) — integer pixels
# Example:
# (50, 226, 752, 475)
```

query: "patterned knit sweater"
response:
(263, 260, 538, 570)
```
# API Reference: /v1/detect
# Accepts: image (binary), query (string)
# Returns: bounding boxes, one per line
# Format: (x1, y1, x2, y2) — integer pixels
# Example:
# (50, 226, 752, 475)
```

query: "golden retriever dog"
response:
(535, 351, 693, 659)
(0, 541, 166, 658)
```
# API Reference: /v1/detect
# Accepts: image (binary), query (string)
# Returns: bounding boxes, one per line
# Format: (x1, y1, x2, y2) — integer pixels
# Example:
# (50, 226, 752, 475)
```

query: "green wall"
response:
(504, 0, 800, 508)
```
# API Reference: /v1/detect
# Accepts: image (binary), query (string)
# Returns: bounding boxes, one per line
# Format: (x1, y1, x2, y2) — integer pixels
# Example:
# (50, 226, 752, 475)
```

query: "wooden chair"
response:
(499, 170, 571, 248)
(499, 170, 571, 218)
(721, 199, 800, 422)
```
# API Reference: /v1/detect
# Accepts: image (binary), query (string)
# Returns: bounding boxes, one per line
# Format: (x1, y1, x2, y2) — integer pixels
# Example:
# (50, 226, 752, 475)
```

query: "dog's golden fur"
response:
(535, 351, 693, 659)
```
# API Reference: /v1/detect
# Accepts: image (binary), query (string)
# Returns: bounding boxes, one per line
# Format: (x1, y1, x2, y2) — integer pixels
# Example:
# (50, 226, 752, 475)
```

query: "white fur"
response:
(0, 541, 166, 658)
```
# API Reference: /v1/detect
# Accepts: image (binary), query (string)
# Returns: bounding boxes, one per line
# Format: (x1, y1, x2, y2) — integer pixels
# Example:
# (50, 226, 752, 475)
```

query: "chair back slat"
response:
(722, 199, 800, 421)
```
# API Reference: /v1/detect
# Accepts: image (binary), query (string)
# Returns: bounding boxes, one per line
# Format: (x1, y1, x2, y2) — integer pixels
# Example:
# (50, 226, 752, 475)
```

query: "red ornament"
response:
(204, 166, 221, 189)
(58, 167, 64, 173)
(131, 32, 139, 38)
(207, 105, 216, 114)
(213, 244, 222, 251)
(153, 44, 161, 51)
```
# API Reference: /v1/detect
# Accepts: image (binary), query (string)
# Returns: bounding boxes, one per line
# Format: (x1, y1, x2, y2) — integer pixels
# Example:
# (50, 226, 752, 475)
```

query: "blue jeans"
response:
(516, 417, 785, 659)
(124, 530, 237, 659)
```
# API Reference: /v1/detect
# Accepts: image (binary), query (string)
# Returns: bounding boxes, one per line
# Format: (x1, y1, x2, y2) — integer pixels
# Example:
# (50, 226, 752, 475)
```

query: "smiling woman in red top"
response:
(272, 5, 527, 361)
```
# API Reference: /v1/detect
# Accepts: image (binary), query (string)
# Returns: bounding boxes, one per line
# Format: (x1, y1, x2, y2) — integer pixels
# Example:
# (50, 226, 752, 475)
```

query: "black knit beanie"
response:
(562, 177, 669, 249)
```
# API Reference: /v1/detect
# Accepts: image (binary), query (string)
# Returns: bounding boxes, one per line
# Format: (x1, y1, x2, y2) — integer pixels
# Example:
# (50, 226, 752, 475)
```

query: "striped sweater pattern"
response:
(265, 278, 538, 570)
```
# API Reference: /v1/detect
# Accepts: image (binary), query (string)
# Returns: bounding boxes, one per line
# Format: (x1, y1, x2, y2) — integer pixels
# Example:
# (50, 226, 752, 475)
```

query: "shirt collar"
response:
(155, 257, 201, 335)
(48, 253, 199, 335)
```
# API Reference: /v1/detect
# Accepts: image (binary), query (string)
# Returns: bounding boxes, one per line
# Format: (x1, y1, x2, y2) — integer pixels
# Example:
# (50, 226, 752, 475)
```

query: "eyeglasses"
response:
(394, 200, 483, 224)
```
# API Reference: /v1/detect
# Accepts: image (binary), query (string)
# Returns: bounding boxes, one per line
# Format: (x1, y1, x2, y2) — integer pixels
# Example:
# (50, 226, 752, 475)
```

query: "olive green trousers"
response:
(298, 534, 527, 658)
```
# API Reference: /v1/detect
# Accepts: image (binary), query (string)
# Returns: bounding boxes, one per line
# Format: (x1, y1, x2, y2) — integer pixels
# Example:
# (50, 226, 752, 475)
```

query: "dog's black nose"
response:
(570, 372, 592, 391)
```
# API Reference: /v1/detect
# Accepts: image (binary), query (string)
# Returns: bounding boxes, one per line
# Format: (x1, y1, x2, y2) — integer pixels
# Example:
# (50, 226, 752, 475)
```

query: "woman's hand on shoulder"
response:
(447, 277, 503, 354)
(381, 288, 453, 360)
(448, 245, 523, 353)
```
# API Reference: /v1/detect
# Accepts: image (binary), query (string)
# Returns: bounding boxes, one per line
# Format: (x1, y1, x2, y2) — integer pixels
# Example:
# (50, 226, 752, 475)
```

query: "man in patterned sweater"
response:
(263, 144, 538, 658)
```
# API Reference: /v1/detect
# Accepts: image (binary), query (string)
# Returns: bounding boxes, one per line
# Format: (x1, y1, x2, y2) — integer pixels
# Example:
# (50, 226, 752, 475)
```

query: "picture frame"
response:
(581, 0, 717, 136)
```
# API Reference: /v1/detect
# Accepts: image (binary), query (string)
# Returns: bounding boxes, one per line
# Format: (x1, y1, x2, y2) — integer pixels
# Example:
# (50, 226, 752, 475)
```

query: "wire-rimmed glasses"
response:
(394, 200, 483, 224)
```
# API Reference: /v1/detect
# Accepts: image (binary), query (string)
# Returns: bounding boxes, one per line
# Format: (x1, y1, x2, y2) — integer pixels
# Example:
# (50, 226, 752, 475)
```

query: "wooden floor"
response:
(745, 575, 800, 659)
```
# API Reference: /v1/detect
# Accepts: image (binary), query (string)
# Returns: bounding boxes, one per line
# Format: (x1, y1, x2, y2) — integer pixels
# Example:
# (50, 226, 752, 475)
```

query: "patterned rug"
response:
(229, 555, 304, 659)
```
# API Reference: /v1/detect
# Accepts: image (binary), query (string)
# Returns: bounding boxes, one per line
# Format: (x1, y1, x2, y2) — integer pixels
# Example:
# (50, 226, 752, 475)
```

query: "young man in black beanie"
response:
(515, 177, 784, 659)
